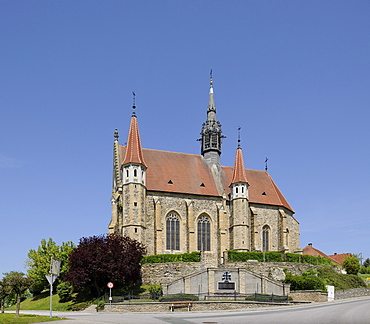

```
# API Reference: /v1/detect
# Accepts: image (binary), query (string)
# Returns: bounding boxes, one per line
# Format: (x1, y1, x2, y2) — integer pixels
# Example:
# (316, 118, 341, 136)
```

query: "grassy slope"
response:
(358, 273, 370, 286)
(8, 292, 73, 311)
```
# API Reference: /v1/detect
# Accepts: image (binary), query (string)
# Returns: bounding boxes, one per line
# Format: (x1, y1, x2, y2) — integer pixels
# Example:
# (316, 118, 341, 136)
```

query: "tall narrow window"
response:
(262, 225, 270, 252)
(286, 228, 289, 249)
(197, 215, 211, 251)
(166, 212, 180, 250)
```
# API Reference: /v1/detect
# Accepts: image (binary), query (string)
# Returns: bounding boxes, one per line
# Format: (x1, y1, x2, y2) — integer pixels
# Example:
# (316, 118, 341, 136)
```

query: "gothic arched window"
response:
(166, 212, 180, 251)
(197, 215, 211, 251)
(262, 225, 270, 252)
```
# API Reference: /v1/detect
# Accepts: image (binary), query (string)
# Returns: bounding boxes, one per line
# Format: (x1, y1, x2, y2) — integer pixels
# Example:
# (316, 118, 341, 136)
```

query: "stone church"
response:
(109, 75, 300, 265)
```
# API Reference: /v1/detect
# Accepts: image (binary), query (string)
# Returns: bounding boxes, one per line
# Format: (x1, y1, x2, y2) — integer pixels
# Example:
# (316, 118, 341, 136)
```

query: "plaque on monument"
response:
(218, 281, 236, 290)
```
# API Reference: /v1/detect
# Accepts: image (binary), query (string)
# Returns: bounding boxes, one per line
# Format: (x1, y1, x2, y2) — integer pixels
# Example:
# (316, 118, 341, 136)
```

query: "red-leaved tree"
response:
(65, 234, 146, 297)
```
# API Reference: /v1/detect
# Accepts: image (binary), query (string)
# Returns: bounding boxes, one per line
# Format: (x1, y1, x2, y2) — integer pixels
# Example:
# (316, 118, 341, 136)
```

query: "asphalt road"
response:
(10, 296, 370, 324)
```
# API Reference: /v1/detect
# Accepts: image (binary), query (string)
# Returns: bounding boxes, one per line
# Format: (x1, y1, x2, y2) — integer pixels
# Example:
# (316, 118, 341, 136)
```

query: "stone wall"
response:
(289, 290, 327, 302)
(141, 262, 207, 285)
(141, 261, 341, 285)
(335, 288, 370, 300)
(225, 261, 324, 280)
(104, 301, 291, 313)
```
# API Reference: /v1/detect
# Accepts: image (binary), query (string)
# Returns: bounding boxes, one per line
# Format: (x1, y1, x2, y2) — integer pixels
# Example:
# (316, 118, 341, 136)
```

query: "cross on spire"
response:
(132, 91, 136, 116)
(237, 127, 241, 149)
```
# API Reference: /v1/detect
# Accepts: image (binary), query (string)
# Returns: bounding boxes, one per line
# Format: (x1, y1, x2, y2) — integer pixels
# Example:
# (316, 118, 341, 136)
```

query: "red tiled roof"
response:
(122, 116, 147, 167)
(302, 244, 339, 264)
(328, 253, 351, 264)
(231, 148, 249, 184)
(120, 146, 294, 213)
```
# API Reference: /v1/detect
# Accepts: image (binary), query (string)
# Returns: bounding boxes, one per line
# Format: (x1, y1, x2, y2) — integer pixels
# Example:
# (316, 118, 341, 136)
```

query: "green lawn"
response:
(0, 313, 64, 323)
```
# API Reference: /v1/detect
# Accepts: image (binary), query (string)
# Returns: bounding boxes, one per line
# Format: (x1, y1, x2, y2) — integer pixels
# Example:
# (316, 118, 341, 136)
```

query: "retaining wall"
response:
(103, 301, 291, 313)
(335, 288, 370, 300)
(142, 261, 341, 285)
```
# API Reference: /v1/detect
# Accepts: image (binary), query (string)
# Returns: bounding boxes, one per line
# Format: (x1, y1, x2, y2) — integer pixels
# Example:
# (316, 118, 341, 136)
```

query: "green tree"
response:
(56, 281, 73, 302)
(343, 255, 361, 275)
(0, 279, 10, 313)
(363, 258, 370, 268)
(26, 238, 75, 294)
(3, 272, 33, 317)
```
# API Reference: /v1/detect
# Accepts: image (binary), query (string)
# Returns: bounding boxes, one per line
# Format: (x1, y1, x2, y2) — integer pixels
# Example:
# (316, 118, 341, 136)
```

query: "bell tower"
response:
(119, 96, 147, 243)
(200, 70, 225, 167)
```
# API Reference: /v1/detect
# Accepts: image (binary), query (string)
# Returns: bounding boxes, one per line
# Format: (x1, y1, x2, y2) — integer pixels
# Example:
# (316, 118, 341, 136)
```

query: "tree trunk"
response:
(15, 293, 20, 317)
(1, 298, 4, 313)
(93, 278, 101, 298)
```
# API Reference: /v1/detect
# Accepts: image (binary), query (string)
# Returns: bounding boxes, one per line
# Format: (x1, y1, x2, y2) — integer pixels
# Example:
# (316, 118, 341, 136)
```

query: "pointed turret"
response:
(122, 111, 147, 168)
(230, 133, 250, 251)
(231, 148, 249, 185)
(118, 99, 147, 242)
(200, 70, 225, 167)
(112, 129, 123, 190)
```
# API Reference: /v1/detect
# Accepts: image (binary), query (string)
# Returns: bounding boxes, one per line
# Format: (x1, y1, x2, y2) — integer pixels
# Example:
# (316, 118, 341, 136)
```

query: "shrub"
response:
(95, 298, 105, 311)
(227, 251, 333, 265)
(317, 266, 367, 290)
(141, 252, 200, 264)
(147, 285, 163, 300)
(284, 273, 325, 291)
(71, 302, 90, 311)
(57, 282, 73, 302)
(159, 294, 199, 302)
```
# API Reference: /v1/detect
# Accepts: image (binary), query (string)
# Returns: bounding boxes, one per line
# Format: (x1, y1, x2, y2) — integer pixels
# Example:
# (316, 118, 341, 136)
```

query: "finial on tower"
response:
(237, 127, 241, 149)
(265, 157, 268, 171)
(209, 68, 213, 89)
(132, 91, 136, 116)
(114, 128, 119, 142)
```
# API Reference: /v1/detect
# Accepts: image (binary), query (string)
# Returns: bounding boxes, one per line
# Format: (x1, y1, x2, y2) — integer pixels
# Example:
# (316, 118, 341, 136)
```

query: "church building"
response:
(109, 75, 300, 265)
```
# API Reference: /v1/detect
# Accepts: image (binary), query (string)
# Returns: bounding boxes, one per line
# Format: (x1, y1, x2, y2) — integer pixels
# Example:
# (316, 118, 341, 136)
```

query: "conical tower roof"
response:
(122, 115, 147, 167)
(231, 147, 249, 184)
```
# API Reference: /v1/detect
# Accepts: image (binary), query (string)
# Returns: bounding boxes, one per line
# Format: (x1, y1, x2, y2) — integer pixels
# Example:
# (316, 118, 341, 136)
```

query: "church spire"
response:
(207, 69, 216, 120)
(231, 147, 249, 184)
(231, 128, 249, 184)
(200, 70, 224, 165)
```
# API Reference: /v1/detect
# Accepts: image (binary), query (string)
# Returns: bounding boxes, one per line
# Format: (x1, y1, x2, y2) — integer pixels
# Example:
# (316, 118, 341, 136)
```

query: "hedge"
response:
(227, 250, 333, 265)
(141, 251, 201, 264)
(159, 293, 199, 302)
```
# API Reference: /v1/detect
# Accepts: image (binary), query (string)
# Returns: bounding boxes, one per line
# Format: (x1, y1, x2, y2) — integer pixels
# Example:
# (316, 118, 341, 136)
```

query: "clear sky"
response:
(1, 1, 369, 275)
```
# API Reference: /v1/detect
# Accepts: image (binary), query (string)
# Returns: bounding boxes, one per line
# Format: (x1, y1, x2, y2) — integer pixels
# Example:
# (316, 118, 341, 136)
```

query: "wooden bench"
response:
(169, 301, 193, 312)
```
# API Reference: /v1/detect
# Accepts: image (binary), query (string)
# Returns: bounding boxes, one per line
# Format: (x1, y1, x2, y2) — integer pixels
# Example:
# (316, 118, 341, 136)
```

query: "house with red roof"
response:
(108, 74, 300, 265)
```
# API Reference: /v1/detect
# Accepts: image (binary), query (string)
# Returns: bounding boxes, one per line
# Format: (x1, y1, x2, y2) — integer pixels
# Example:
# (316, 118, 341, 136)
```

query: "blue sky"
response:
(1, 1, 370, 275)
